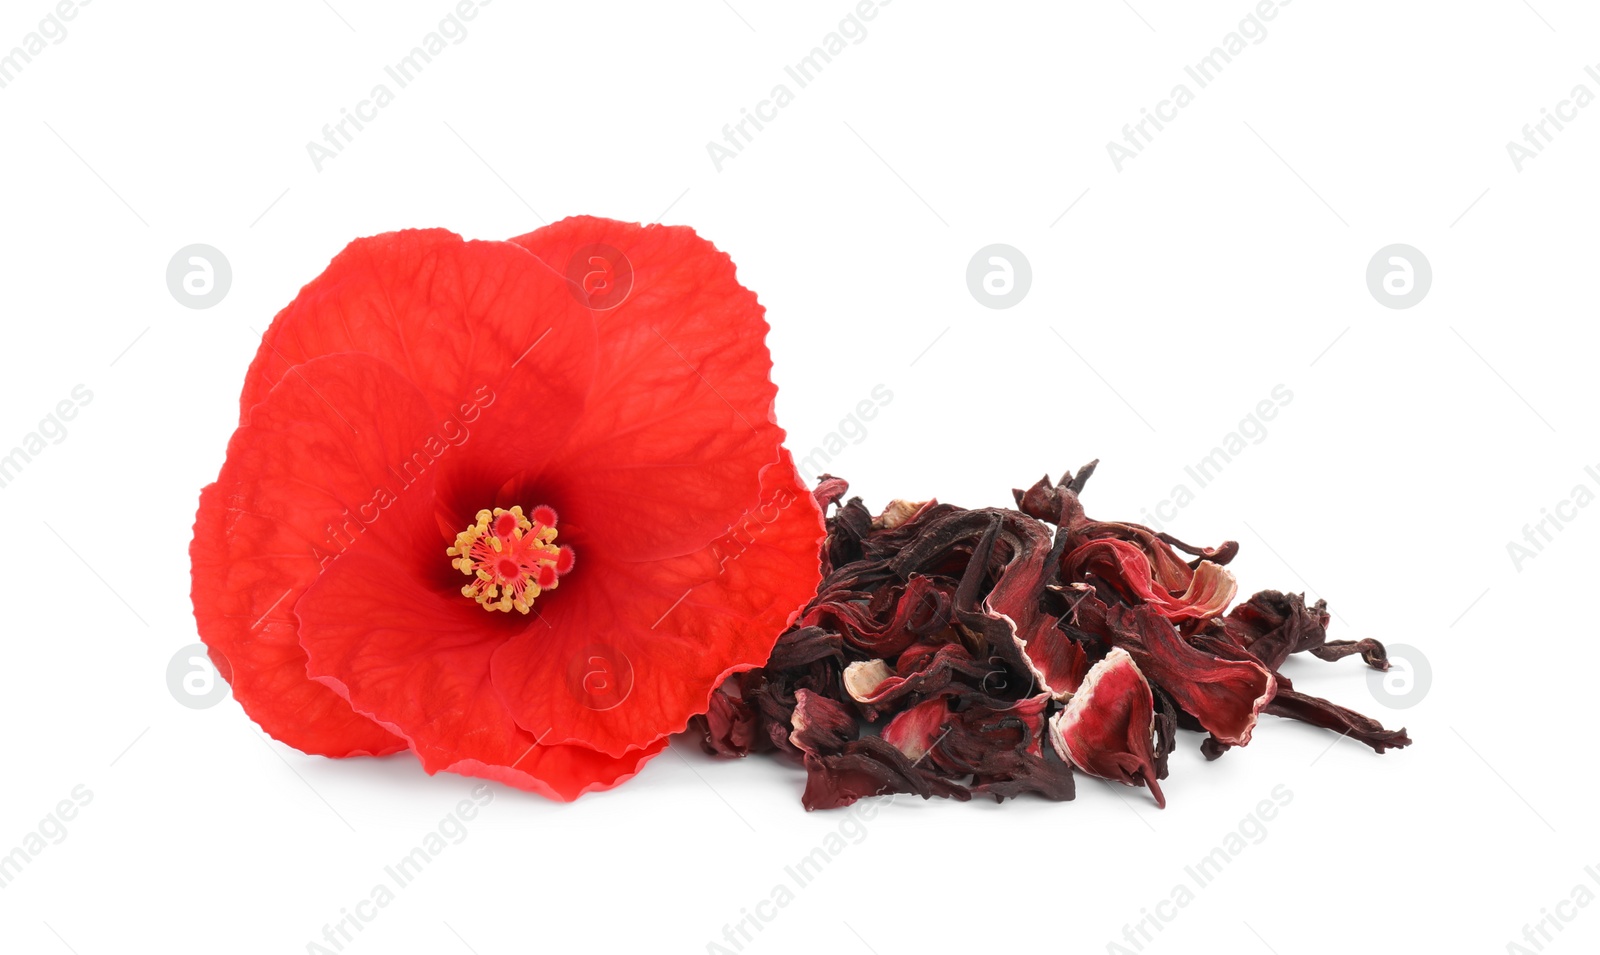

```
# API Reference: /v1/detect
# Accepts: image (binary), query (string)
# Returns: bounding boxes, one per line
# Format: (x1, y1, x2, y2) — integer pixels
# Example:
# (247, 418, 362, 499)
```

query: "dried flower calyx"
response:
(691, 462, 1412, 810)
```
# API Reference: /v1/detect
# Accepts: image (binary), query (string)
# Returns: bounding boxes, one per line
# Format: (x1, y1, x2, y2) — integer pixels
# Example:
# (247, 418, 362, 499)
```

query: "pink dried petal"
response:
(881, 695, 951, 761)
(1065, 539, 1237, 622)
(1048, 648, 1165, 808)
(1016, 625, 1089, 700)
(1077, 599, 1276, 747)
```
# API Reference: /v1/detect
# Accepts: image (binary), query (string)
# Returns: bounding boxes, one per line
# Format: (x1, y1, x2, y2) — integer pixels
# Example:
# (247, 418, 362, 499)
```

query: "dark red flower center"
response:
(446, 504, 576, 614)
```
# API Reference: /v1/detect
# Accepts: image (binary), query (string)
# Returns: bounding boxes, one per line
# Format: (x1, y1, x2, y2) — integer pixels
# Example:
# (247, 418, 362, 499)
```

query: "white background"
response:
(1, 1, 1594, 952)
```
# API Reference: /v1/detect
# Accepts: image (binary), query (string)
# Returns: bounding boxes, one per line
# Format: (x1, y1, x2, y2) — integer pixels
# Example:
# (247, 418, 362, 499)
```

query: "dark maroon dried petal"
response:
(1151, 687, 1179, 781)
(1310, 639, 1390, 669)
(765, 625, 845, 671)
(1014, 473, 1069, 523)
(1222, 590, 1335, 671)
(1076, 598, 1276, 747)
(692, 677, 763, 758)
(1014, 461, 1101, 524)
(1156, 531, 1240, 567)
(937, 511, 1076, 700)
(1059, 490, 1234, 598)
(1266, 676, 1412, 754)
(812, 474, 851, 512)
(801, 737, 970, 810)
(799, 575, 955, 658)
(697, 462, 1409, 811)
(842, 644, 991, 719)
(929, 693, 1075, 802)
(789, 689, 859, 757)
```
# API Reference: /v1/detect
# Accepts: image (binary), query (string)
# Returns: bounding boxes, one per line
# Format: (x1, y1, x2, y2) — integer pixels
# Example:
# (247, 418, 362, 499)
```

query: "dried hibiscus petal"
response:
(801, 737, 970, 810)
(1265, 680, 1412, 754)
(1210, 590, 1409, 753)
(1048, 648, 1165, 807)
(698, 465, 1410, 811)
(881, 695, 952, 762)
(1064, 538, 1237, 623)
(842, 644, 991, 719)
(1075, 598, 1276, 747)
(693, 675, 763, 758)
(939, 694, 1075, 801)
(789, 689, 859, 757)
(1222, 589, 1339, 670)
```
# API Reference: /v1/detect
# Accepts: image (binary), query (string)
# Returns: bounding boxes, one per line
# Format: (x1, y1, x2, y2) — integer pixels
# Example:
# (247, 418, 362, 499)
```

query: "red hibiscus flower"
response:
(190, 217, 824, 800)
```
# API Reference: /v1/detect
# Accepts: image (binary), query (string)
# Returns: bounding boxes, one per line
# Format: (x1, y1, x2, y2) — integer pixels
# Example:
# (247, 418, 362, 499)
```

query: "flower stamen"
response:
(447, 505, 575, 613)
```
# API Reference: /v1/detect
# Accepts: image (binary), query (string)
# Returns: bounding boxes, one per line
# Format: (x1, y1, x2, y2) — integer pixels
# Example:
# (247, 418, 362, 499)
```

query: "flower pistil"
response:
(447, 505, 575, 614)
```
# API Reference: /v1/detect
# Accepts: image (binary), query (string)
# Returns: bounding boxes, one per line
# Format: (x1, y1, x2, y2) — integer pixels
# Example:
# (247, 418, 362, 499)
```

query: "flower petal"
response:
(1076, 599, 1276, 747)
(294, 504, 666, 799)
(490, 450, 824, 758)
(511, 216, 789, 562)
(1048, 648, 1165, 807)
(238, 229, 599, 491)
(789, 689, 858, 757)
(881, 696, 951, 762)
(1065, 539, 1237, 622)
(190, 353, 445, 757)
(443, 738, 668, 802)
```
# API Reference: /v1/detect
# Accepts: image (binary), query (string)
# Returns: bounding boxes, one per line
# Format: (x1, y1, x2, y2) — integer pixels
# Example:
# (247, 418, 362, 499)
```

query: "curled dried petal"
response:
(790, 689, 859, 757)
(801, 737, 970, 811)
(1077, 599, 1276, 747)
(1048, 648, 1165, 807)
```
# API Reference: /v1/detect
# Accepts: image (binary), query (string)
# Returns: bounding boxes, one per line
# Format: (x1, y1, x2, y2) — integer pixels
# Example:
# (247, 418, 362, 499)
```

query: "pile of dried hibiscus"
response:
(691, 462, 1411, 810)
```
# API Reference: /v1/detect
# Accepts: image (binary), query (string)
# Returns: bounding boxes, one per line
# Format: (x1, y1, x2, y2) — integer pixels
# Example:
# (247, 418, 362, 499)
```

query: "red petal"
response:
(436, 738, 667, 802)
(237, 229, 598, 491)
(489, 451, 824, 758)
(881, 696, 951, 762)
(190, 354, 440, 757)
(293, 502, 666, 799)
(1048, 648, 1165, 807)
(1080, 600, 1276, 747)
(1065, 539, 1237, 622)
(510, 216, 789, 563)
(297, 540, 520, 774)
